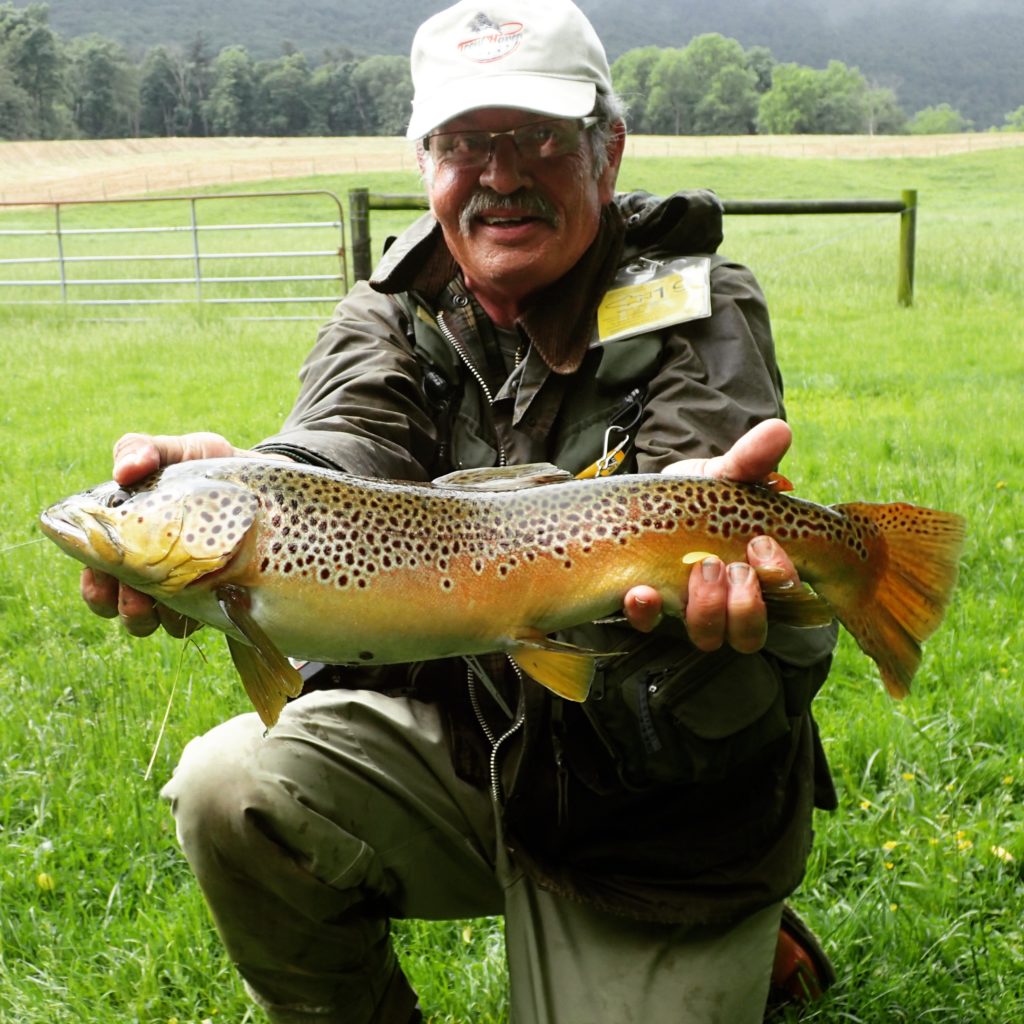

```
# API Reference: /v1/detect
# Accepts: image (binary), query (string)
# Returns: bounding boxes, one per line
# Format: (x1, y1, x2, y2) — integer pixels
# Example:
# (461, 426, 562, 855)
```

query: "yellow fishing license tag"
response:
(596, 256, 712, 344)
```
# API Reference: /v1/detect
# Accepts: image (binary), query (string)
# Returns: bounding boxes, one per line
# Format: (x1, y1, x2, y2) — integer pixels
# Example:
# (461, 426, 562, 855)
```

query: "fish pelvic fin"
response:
(825, 501, 967, 699)
(217, 585, 303, 727)
(509, 633, 606, 702)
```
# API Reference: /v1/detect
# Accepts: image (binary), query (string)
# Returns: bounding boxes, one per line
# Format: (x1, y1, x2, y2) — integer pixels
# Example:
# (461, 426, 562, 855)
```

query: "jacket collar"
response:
(369, 205, 626, 374)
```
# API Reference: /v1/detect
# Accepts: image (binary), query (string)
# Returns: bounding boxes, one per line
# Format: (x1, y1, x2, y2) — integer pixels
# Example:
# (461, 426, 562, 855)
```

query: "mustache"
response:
(458, 189, 559, 234)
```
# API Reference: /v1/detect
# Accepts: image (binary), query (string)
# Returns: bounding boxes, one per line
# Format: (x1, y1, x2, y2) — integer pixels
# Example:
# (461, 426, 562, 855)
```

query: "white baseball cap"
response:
(406, 0, 612, 139)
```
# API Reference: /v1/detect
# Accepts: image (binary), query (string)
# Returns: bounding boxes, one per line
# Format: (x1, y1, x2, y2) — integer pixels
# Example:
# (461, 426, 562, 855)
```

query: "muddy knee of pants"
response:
(160, 708, 412, 1024)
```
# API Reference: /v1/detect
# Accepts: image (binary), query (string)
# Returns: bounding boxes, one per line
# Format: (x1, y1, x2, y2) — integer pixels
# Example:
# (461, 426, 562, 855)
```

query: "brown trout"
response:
(39, 458, 966, 727)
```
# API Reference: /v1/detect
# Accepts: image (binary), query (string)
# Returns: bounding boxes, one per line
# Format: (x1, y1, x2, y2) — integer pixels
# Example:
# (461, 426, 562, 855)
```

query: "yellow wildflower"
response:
(990, 845, 1014, 864)
(35, 872, 55, 892)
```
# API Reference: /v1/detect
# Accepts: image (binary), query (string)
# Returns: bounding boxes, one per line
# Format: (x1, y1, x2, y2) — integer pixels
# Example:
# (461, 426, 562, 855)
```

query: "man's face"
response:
(421, 107, 622, 318)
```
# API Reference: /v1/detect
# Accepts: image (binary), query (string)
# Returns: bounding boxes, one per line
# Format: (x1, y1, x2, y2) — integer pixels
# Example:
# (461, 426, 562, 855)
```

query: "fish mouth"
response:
(38, 505, 124, 567)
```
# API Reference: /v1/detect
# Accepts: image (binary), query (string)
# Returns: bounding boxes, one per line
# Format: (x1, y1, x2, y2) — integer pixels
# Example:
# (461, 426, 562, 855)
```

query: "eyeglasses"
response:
(424, 116, 600, 169)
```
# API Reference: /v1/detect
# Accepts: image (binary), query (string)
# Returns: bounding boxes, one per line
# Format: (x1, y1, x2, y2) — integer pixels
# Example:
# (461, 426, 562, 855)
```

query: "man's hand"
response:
(80, 431, 243, 636)
(623, 419, 800, 652)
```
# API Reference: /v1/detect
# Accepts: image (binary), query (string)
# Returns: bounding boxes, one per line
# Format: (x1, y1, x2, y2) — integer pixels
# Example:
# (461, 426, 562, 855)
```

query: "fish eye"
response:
(104, 488, 132, 509)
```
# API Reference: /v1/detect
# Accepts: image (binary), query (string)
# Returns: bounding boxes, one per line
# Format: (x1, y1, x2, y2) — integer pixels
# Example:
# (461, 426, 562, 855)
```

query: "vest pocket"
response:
(584, 636, 791, 788)
(649, 649, 789, 781)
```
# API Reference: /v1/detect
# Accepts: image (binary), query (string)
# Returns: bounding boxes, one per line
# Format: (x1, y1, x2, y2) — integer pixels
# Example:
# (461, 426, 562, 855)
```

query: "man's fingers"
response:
(684, 557, 728, 651)
(707, 418, 792, 482)
(623, 585, 663, 633)
(660, 419, 793, 483)
(723, 562, 768, 653)
(80, 568, 120, 619)
(156, 605, 203, 639)
(747, 534, 800, 589)
(117, 584, 161, 637)
(112, 434, 164, 485)
(112, 431, 237, 485)
(685, 556, 770, 654)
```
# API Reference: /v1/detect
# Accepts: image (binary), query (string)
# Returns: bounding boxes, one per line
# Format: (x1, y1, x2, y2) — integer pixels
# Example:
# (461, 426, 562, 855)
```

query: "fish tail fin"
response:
(509, 633, 604, 702)
(824, 502, 966, 698)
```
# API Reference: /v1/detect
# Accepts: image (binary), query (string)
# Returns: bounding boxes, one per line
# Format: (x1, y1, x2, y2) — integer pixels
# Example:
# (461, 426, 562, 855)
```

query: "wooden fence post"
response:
(898, 189, 918, 307)
(349, 187, 371, 282)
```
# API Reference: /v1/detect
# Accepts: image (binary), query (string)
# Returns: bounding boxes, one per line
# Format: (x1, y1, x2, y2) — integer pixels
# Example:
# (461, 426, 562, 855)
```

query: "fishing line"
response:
(0, 536, 47, 556)
(143, 636, 199, 782)
(751, 215, 890, 273)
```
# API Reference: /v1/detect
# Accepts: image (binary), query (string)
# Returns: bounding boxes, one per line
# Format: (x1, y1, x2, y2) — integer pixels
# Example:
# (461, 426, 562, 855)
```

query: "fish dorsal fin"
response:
(432, 463, 574, 491)
(216, 584, 303, 727)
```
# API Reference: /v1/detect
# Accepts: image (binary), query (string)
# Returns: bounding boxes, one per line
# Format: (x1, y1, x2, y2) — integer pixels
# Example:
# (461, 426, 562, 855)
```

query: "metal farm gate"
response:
(0, 190, 348, 320)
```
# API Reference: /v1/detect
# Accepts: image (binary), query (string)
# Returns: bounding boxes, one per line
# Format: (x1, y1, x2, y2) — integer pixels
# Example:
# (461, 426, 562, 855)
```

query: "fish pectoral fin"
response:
(509, 633, 614, 703)
(217, 585, 303, 728)
(761, 581, 834, 629)
(432, 462, 574, 491)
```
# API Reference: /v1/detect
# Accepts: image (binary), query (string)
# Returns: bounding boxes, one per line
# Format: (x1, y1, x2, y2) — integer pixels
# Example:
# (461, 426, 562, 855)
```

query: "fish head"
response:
(39, 470, 259, 597)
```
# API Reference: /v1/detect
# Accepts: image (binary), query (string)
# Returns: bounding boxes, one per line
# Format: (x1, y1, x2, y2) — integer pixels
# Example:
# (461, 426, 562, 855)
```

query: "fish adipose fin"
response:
(821, 502, 966, 699)
(217, 584, 303, 727)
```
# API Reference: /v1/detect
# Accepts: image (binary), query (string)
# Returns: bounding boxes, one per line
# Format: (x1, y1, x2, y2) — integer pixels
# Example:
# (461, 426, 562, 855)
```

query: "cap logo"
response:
(458, 18, 524, 63)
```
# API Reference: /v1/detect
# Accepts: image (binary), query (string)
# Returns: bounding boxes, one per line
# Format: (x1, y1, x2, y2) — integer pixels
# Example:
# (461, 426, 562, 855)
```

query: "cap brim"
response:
(406, 76, 597, 139)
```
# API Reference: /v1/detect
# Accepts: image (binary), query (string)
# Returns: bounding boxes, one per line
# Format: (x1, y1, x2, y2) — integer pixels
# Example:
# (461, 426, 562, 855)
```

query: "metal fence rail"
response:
(0, 190, 348, 320)
(347, 188, 918, 305)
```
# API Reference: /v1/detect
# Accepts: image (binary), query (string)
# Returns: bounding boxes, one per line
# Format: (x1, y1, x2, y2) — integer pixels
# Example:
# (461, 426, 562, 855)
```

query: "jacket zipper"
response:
(439, 302, 521, 800)
(435, 309, 507, 467)
(467, 662, 525, 804)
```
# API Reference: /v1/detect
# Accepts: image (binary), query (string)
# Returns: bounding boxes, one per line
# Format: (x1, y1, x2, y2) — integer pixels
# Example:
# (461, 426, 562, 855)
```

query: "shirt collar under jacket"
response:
(369, 203, 627, 375)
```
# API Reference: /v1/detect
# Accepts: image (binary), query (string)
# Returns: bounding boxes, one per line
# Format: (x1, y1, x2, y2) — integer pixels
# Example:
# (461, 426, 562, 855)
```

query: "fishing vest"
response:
(390, 261, 836, 793)
(394, 253, 731, 480)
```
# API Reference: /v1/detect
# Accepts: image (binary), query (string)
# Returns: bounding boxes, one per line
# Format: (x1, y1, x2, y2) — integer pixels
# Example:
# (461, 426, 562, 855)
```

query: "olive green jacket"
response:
(258, 190, 838, 926)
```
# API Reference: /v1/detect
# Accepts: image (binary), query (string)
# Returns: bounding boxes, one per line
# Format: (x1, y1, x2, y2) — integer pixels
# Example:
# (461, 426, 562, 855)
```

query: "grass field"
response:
(1, 145, 1022, 1023)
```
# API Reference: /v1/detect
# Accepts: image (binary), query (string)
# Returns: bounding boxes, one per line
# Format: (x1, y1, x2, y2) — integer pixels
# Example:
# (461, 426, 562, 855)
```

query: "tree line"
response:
(2, 3, 1022, 142)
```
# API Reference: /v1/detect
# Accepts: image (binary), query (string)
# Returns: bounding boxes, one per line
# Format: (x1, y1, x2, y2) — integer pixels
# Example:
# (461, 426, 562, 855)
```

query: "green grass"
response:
(1, 147, 1023, 1022)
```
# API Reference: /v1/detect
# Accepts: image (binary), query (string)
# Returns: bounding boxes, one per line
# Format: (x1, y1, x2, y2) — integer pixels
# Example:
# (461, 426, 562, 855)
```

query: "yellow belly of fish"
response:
(228, 528, 733, 665)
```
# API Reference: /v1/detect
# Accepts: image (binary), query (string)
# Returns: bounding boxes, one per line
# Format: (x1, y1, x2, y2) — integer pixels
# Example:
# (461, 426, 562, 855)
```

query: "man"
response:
(83, 1, 837, 1021)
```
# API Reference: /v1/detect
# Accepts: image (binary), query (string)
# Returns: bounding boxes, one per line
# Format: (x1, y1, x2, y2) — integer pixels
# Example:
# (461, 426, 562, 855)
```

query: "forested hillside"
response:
(21, 0, 1023, 128)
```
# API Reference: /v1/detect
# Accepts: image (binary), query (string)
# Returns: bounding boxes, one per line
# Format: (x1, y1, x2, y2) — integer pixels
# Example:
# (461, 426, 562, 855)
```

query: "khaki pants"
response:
(162, 689, 781, 1024)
